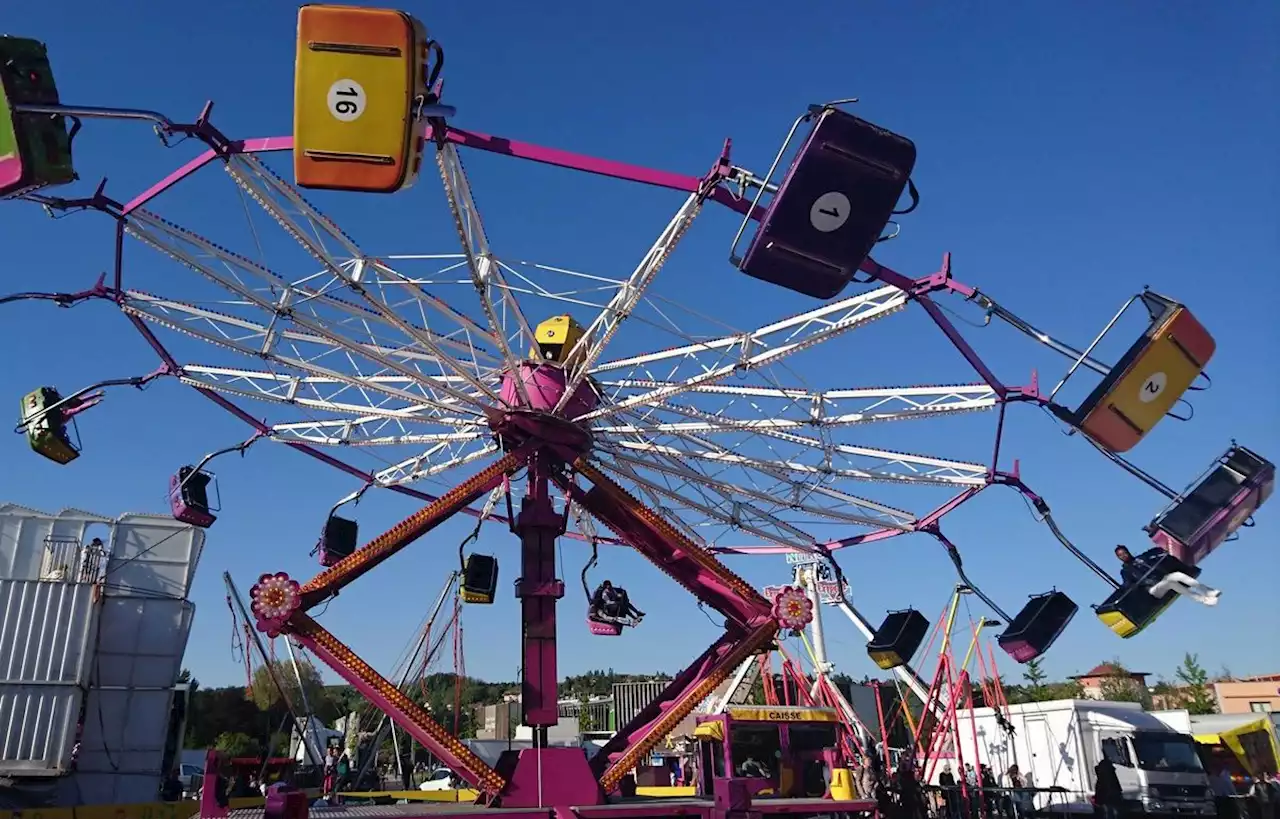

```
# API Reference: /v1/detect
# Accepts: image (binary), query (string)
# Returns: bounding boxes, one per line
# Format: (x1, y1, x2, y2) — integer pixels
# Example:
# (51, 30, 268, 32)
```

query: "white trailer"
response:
(950, 700, 1214, 815)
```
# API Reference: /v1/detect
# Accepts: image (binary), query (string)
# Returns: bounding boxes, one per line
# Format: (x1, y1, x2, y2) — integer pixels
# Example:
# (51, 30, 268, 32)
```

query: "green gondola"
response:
(20, 387, 79, 464)
(0, 35, 76, 198)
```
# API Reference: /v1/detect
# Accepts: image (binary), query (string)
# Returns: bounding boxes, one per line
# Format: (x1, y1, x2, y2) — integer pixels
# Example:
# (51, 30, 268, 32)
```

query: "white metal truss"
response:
(554, 192, 704, 413)
(116, 147, 1001, 551)
(593, 383, 998, 429)
(577, 283, 909, 422)
(435, 143, 535, 405)
(223, 154, 508, 407)
(121, 216, 495, 418)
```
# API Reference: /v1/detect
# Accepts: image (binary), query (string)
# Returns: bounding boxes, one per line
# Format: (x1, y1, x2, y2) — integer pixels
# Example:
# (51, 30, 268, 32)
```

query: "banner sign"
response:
(763, 580, 849, 605)
(786, 551, 823, 566)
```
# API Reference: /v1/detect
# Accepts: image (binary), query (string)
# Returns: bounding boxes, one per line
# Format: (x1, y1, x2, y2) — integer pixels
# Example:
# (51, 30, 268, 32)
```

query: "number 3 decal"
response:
(327, 79, 367, 123)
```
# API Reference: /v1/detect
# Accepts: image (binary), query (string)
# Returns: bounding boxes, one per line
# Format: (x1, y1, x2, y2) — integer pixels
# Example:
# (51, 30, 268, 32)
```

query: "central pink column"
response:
(500, 452, 602, 807)
(515, 453, 564, 730)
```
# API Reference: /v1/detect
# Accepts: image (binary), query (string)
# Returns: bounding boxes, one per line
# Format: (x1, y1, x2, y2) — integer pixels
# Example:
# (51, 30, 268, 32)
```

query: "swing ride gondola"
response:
(0, 7, 1272, 815)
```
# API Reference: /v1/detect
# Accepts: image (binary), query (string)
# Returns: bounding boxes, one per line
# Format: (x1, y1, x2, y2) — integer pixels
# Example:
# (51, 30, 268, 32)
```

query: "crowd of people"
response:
(842, 754, 1035, 819)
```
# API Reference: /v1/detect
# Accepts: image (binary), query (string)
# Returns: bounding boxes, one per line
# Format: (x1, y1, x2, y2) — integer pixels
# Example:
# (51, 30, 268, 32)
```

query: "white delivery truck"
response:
(952, 700, 1215, 816)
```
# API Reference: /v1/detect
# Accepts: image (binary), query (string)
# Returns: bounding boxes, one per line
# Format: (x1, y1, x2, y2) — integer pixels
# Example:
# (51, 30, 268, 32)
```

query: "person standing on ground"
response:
(1211, 768, 1237, 819)
(1094, 758, 1124, 819)
(938, 763, 958, 819)
(336, 752, 351, 793)
(322, 747, 338, 800)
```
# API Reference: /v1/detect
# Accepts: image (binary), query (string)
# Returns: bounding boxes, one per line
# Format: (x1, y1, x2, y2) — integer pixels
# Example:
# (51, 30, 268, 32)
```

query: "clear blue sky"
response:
(2, 1, 1276, 692)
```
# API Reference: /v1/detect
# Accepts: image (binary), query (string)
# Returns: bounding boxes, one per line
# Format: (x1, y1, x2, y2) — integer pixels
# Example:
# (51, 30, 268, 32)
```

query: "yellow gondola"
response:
(293, 5, 429, 193)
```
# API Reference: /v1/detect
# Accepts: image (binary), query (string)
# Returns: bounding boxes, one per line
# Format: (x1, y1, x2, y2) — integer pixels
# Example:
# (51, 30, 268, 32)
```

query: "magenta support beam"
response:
(515, 453, 565, 729)
(589, 625, 747, 777)
(289, 620, 502, 794)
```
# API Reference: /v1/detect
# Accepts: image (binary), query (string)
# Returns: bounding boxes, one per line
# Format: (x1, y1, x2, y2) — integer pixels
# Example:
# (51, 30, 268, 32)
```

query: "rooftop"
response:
(1071, 663, 1151, 680)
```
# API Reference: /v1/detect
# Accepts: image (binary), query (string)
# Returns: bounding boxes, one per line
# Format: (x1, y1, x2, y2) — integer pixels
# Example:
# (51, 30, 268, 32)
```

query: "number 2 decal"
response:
(1138, 371, 1167, 403)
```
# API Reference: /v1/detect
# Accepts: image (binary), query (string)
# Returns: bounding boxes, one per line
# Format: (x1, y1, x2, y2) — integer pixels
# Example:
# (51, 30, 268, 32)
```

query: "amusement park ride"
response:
(1, 4, 1275, 816)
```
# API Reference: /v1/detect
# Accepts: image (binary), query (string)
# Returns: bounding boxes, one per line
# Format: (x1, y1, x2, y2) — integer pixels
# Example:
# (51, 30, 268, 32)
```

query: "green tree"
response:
(214, 731, 261, 758)
(1097, 663, 1151, 707)
(251, 658, 329, 714)
(1174, 653, 1217, 715)
(1003, 683, 1031, 705)
(1151, 679, 1178, 704)
(1022, 658, 1050, 701)
(1045, 680, 1086, 700)
(185, 685, 262, 748)
(578, 696, 598, 732)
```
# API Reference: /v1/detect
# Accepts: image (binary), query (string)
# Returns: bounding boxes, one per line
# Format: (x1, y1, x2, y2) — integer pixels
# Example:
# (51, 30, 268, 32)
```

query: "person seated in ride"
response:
(1114, 545, 1220, 606)
(591, 580, 645, 623)
(614, 584, 645, 622)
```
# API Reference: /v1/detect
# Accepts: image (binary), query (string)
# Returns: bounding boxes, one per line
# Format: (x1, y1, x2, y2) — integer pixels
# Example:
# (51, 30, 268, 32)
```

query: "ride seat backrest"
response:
(462, 554, 498, 600)
(998, 591, 1077, 661)
(1070, 293, 1215, 454)
(26, 388, 60, 433)
(322, 515, 359, 561)
(867, 608, 929, 669)
(1154, 447, 1269, 542)
(1097, 551, 1200, 633)
(1073, 296, 1177, 423)
(0, 40, 75, 198)
(292, 6, 427, 194)
(178, 466, 211, 509)
(740, 107, 916, 300)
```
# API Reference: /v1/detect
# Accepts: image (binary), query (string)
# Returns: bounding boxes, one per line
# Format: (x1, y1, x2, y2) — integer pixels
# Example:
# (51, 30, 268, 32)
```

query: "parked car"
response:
(181, 762, 205, 797)
(418, 768, 459, 791)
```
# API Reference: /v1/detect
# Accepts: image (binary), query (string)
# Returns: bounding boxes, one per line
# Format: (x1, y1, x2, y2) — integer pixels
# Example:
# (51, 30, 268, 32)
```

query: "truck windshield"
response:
(1132, 733, 1205, 773)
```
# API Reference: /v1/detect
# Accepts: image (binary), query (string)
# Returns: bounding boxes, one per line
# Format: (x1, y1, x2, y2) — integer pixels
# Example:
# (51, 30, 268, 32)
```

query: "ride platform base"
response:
(213, 795, 875, 819)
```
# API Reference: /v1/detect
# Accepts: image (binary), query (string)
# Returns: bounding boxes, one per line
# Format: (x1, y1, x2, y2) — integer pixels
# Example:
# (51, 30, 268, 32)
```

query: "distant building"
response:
(1142, 674, 1279, 714)
(1071, 663, 1150, 700)
(1212, 674, 1280, 715)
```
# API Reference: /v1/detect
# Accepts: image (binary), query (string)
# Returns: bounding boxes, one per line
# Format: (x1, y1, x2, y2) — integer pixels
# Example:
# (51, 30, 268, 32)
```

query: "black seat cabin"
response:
(867, 608, 929, 670)
(1095, 550, 1201, 639)
(997, 591, 1077, 663)
(460, 554, 498, 604)
(738, 107, 916, 299)
(317, 514, 359, 566)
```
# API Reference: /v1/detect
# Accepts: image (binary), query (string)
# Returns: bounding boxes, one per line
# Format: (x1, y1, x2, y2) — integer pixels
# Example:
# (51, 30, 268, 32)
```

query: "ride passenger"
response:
(1114, 545, 1221, 606)
(591, 580, 645, 623)
(614, 584, 645, 622)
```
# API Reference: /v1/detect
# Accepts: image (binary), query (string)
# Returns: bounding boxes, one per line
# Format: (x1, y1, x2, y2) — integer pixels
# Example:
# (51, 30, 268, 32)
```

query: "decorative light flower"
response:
(250, 571, 301, 635)
(771, 586, 813, 632)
